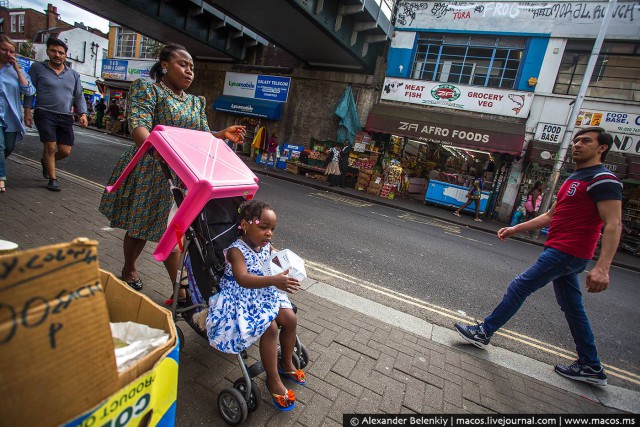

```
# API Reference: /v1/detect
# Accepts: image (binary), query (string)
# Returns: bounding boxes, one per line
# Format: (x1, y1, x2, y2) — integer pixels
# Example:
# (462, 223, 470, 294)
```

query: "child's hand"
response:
(273, 270, 301, 294)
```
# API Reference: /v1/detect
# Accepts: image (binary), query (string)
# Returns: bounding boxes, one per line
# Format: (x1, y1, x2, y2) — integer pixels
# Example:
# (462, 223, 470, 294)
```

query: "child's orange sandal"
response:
(278, 368, 306, 385)
(271, 389, 296, 411)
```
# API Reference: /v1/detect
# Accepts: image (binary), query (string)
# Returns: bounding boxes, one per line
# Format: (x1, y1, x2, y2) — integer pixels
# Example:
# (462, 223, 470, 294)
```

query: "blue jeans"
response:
(0, 127, 19, 180)
(483, 247, 600, 366)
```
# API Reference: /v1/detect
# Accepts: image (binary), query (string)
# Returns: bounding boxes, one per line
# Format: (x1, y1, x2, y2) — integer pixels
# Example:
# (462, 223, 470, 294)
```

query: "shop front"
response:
(364, 103, 526, 214)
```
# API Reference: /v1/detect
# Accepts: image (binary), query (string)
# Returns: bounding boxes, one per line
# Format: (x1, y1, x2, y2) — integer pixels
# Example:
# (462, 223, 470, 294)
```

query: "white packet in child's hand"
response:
(263, 249, 307, 282)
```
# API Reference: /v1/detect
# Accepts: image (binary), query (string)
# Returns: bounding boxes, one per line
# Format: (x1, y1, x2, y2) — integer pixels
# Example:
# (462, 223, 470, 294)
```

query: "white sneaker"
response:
(453, 211, 461, 217)
(474, 218, 483, 222)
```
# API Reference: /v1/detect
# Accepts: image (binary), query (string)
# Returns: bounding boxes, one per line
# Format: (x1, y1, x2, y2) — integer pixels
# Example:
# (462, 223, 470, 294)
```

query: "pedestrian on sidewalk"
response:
(453, 174, 483, 221)
(99, 43, 245, 292)
(454, 127, 622, 387)
(265, 131, 279, 171)
(339, 141, 352, 188)
(23, 38, 88, 192)
(95, 99, 106, 129)
(524, 181, 544, 221)
(106, 99, 120, 133)
(0, 35, 36, 193)
(324, 142, 341, 187)
(199, 200, 304, 411)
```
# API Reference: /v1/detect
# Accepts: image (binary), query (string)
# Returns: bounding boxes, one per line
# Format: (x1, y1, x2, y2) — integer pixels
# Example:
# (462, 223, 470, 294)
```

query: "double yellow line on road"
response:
(306, 260, 640, 386)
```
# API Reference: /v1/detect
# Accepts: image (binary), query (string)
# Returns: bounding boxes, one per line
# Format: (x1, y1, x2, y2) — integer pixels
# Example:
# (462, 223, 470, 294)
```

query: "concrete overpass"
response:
(67, 0, 395, 73)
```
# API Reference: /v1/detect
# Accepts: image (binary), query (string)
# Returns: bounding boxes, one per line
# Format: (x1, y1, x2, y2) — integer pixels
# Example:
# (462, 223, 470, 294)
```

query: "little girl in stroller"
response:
(203, 200, 305, 409)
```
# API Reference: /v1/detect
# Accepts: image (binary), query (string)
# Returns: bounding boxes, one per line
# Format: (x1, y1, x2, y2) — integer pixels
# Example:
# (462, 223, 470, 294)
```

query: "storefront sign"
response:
(223, 72, 291, 103)
(381, 77, 533, 118)
(101, 59, 153, 82)
(534, 123, 566, 143)
(527, 140, 627, 177)
(101, 59, 127, 80)
(576, 109, 640, 135)
(611, 132, 640, 156)
(366, 104, 525, 155)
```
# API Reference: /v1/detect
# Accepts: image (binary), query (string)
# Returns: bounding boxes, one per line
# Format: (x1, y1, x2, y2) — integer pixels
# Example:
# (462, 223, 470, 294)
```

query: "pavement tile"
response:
(305, 374, 341, 401)
(324, 371, 365, 398)
(354, 388, 383, 413)
(297, 394, 333, 427)
(422, 383, 444, 411)
(327, 391, 359, 422)
(444, 381, 464, 407)
(331, 354, 357, 378)
(343, 340, 381, 361)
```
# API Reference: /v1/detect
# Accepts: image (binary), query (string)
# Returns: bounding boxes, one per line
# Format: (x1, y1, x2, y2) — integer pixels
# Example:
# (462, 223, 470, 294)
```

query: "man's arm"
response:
(497, 202, 556, 241)
(586, 199, 622, 293)
(74, 73, 88, 127)
(23, 64, 38, 127)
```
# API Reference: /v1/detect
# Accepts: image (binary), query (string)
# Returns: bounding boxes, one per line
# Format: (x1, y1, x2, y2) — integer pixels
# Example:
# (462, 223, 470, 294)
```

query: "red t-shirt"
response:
(545, 165, 622, 259)
(268, 137, 278, 153)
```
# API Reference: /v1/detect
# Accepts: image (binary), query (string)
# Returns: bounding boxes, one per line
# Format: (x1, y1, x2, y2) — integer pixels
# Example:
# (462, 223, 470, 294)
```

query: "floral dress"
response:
(206, 239, 293, 354)
(99, 79, 210, 242)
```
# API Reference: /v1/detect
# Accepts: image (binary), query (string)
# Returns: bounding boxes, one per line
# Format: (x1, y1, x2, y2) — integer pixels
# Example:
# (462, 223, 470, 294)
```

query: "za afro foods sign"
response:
(381, 77, 533, 118)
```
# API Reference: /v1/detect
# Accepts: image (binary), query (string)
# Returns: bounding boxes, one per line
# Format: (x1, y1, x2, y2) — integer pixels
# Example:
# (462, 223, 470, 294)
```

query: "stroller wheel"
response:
(176, 326, 185, 351)
(297, 343, 309, 369)
(218, 387, 248, 425)
(246, 360, 264, 378)
(233, 378, 261, 412)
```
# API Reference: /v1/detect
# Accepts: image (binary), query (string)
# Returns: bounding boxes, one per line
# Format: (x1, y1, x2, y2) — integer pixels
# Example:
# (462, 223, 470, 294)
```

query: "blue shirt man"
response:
(23, 38, 87, 192)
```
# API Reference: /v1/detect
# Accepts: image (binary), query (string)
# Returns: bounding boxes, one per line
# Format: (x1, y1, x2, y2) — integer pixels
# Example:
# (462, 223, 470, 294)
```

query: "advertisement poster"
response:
(101, 59, 127, 80)
(381, 77, 533, 118)
(576, 109, 640, 135)
(223, 72, 291, 103)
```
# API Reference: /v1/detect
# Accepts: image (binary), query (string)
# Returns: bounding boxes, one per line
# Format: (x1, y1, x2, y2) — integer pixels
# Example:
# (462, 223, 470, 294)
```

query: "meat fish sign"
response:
(381, 77, 533, 118)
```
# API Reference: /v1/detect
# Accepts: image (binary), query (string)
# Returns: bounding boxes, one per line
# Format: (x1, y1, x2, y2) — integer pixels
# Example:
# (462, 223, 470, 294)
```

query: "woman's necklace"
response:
(159, 81, 187, 101)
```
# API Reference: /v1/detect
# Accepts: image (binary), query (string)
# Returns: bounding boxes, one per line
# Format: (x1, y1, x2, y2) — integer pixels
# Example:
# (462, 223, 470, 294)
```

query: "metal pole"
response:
(536, 0, 617, 220)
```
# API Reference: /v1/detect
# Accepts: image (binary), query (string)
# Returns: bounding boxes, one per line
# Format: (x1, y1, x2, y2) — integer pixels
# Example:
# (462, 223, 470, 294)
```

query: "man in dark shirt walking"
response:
(24, 38, 87, 192)
(454, 127, 622, 387)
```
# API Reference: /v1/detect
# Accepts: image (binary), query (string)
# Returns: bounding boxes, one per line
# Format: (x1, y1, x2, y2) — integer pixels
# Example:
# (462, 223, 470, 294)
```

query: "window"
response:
(10, 15, 16, 33)
(115, 27, 136, 58)
(138, 36, 158, 59)
(554, 41, 640, 102)
(412, 34, 525, 89)
(18, 14, 24, 33)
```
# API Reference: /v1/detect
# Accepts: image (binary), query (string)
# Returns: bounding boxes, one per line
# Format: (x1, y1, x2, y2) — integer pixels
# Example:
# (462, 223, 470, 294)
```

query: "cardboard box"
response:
(0, 239, 178, 427)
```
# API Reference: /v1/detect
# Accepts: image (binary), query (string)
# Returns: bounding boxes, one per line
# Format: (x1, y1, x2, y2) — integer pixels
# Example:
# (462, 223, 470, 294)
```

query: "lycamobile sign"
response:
(223, 72, 291, 103)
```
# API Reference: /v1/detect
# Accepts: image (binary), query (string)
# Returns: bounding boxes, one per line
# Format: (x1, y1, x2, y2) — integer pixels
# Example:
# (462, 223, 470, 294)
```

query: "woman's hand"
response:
(214, 125, 246, 144)
(272, 270, 301, 294)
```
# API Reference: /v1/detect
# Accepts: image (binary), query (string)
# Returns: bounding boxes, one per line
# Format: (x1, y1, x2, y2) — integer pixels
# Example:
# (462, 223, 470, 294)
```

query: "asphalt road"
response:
(13, 127, 640, 389)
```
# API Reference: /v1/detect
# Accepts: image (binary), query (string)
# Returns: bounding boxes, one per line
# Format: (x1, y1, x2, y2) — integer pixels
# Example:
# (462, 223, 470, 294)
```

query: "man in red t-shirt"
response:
(265, 132, 279, 171)
(454, 127, 622, 387)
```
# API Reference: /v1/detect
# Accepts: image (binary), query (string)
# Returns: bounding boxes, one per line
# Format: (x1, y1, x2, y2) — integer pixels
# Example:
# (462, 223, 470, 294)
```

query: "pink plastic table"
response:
(106, 125, 259, 261)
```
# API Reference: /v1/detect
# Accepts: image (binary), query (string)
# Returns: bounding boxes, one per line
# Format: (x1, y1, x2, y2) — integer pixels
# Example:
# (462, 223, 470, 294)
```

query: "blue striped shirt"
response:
(0, 63, 36, 138)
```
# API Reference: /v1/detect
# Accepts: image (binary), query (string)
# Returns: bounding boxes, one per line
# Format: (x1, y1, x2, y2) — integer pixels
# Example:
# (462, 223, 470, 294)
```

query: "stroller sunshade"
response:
(106, 125, 259, 261)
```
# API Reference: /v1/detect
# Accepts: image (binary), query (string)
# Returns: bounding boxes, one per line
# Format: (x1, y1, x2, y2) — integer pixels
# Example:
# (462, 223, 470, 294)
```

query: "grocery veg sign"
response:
(381, 77, 533, 118)
(223, 72, 291, 103)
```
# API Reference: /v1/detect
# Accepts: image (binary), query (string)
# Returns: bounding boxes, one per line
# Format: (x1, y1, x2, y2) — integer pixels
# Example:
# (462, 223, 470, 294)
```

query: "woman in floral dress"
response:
(99, 43, 245, 291)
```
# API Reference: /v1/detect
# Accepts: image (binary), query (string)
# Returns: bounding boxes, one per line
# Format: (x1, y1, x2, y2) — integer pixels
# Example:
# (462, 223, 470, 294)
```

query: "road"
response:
(13, 127, 640, 389)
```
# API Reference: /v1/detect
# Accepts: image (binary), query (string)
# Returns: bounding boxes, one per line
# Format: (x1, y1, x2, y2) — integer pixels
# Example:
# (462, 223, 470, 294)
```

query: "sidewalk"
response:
(3, 136, 638, 423)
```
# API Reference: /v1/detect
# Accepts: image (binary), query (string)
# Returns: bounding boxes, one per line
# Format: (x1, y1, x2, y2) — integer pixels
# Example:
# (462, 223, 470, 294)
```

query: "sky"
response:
(8, 0, 110, 33)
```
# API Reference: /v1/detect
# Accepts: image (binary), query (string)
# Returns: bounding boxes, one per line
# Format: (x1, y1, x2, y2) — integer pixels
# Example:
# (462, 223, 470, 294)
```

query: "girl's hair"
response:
(528, 181, 542, 195)
(149, 43, 188, 81)
(237, 200, 273, 236)
(0, 35, 16, 48)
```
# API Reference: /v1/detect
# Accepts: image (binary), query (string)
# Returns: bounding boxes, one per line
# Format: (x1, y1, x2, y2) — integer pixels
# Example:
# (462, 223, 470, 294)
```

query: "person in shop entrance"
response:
(453, 173, 483, 221)
(0, 35, 36, 193)
(265, 131, 279, 171)
(99, 43, 246, 292)
(524, 181, 544, 221)
(23, 37, 88, 192)
(95, 99, 106, 129)
(339, 142, 352, 188)
(454, 127, 622, 387)
(324, 142, 341, 186)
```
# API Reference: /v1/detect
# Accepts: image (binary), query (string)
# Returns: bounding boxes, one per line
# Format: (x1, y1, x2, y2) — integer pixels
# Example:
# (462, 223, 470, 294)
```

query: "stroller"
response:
(106, 126, 309, 424)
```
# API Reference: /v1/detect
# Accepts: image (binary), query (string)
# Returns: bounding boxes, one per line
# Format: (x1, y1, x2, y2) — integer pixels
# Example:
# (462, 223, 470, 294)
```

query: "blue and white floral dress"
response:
(206, 239, 293, 354)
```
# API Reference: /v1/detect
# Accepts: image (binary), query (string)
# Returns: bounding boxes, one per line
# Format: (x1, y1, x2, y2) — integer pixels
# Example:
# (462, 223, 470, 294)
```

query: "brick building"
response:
(0, 3, 71, 56)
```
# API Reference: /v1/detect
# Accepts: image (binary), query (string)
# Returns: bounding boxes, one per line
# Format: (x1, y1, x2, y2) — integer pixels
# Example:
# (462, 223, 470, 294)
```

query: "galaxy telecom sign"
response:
(381, 77, 533, 118)
(223, 72, 291, 103)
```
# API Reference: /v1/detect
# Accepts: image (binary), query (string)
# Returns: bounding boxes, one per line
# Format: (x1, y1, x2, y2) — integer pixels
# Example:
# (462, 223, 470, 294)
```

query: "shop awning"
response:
(366, 103, 526, 155)
(96, 79, 133, 93)
(79, 73, 100, 94)
(213, 95, 282, 120)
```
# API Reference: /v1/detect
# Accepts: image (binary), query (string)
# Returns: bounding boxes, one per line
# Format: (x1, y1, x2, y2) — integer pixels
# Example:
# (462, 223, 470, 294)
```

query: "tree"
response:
(145, 40, 164, 59)
(18, 41, 35, 59)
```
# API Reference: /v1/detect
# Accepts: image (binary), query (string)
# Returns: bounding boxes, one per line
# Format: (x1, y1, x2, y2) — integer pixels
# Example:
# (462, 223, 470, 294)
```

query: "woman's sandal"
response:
(278, 368, 306, 386)
(122, 276, 143, 291)
(271, 389, 296, 412)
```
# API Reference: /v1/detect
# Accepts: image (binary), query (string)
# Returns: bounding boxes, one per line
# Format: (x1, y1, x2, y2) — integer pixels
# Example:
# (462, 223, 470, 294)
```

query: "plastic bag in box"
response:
(263, 249, 307, 281)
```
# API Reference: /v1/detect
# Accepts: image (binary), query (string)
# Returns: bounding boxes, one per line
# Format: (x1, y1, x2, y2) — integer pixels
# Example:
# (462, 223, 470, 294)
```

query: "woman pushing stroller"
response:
(199, 200, 306, 412)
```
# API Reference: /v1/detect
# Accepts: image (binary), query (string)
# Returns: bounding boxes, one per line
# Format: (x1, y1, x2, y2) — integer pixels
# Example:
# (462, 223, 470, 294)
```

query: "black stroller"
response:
(160, 163, 309, 425)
